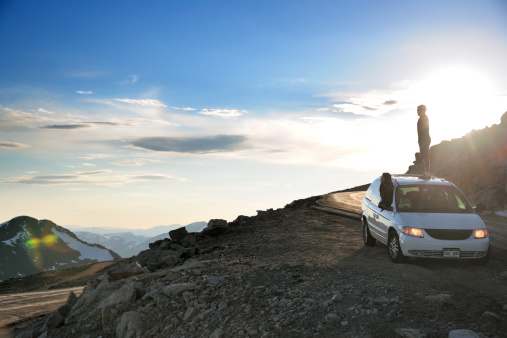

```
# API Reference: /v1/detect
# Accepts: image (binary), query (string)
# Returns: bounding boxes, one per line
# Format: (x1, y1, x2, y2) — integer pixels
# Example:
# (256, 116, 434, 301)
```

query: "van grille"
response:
(408, 250, 487, 258)
(424, 229, 473, 240)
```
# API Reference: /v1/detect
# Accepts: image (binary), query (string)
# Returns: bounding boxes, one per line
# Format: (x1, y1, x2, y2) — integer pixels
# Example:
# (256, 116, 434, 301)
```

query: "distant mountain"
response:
(0, 216, 120, 282)
(65, 222, 207, 237)
(73, 222, 208, 258)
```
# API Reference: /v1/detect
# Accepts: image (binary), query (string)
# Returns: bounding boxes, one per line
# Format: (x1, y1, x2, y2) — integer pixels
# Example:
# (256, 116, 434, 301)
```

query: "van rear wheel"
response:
(363, 220, 376, 246)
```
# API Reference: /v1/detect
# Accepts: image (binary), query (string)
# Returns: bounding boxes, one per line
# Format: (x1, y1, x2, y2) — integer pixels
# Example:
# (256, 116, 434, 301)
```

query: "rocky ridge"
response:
(11, 198, 507, 338)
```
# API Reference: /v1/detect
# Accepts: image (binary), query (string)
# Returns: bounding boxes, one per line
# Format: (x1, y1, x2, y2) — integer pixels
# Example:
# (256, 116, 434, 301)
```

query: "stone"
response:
(43, 304, 71, 330)
(183, 307, 198, 322)
(116, 311, 144, 338)
(424, 294, 450, 302)
(108, 261, 147, 280)
(210, 328, 223, 338)
(181, 234, 197, 247)
(162, 283, 197, 296)
(482, 311, 502, 321)
(395, 328, 426, 338)
(332, 292, 344, 302)
(202, 226, 229, 237)
(207, 219, 227, 228)
(169, 227, 188, 243)
(372, 296, 390, 304)
(448, 329, 487, 338)
(97, 283, 138, 309)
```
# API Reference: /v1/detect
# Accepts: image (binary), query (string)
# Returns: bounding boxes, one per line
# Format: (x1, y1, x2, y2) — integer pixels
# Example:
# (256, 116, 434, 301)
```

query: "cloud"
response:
(109, 158, 163, 167)
(126, 135, 248, 153)
(39, 124, 90, 130)
(113, 98, 167, 107)
(170, 106, 196, 111)
(3, 170, 183, 186)
(37, 108, 55, 114)
(76, 90, 94, 95)
(198, 109, 247, 118)
(116, 75, 139, 85)
(383, 100, 397, 105)
(0, 141, 30, 149)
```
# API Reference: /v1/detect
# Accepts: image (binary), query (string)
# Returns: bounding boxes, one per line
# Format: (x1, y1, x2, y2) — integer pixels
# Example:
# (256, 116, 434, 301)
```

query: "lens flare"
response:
(41, 234, 58, 247)
(25, 235, 59, 249)
(25, 238, 41, 249)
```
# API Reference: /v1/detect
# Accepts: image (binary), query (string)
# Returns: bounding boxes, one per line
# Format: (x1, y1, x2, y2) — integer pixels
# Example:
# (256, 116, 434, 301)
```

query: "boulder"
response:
(97, 282, 138, 309)
(116, 311, 144, 338)
(108, 261, 148, 280)
(169, 227, 188, 243)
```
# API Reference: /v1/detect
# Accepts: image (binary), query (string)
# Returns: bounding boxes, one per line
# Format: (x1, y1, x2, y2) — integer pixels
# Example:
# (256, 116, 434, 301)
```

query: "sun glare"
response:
(413, 67, 501, 142)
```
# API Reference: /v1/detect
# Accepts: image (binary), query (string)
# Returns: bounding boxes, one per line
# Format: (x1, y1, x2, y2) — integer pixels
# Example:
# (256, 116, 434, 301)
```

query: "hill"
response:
(0, 216, 121, 282)
(419, 111, 507, 212)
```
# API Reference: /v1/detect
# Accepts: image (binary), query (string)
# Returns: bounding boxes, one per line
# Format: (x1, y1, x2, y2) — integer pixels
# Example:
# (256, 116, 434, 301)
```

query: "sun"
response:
(412, 66, 501, 142)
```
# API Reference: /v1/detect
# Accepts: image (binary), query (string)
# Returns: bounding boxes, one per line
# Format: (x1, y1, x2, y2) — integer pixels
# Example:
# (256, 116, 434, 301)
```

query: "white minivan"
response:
(361, 174, 490, 264)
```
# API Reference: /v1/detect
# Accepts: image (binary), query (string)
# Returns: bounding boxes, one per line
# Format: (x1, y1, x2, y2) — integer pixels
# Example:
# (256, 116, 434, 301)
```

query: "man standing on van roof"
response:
(417, 104, 431, 176)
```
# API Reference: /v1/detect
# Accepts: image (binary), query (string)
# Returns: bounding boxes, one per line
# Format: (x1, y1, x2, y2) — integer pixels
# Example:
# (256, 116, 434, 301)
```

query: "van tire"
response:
(363, 220, 376, 246)
(388, 231, 405, 263)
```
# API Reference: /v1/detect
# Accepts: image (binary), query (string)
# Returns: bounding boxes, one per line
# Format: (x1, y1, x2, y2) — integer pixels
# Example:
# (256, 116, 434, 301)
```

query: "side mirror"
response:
(475, 203, 486, 213)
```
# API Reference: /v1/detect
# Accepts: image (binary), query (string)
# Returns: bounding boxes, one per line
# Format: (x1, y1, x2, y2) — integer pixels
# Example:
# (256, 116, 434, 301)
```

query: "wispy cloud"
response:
(116, 75, 139, 85)
(126, 135, 248, 153)
(0, 141, 30, 149)
(39, 124, 90, 130)
(37, 108, 55, 114)
(3, 170, 183, 186)
(109, 158, 163, 167)
(76, 90, 94, 95)
(170, 106, 196, 111)
(198, 109, 247, 118)
(113, 98, 167, 107)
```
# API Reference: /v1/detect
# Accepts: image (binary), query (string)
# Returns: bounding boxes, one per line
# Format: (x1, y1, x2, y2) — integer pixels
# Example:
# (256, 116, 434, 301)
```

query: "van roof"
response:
(391, 174, 453, 186)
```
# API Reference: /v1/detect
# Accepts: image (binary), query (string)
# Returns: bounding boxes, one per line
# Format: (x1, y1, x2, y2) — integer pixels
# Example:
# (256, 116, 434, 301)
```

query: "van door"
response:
(365, 179, 384, 242)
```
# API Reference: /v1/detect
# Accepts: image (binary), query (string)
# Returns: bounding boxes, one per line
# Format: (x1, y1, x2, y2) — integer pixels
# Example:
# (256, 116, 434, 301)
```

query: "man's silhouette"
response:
(417, 105, 431, 176)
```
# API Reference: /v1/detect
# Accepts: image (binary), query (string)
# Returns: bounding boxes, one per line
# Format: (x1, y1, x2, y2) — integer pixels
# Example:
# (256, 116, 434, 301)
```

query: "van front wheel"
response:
(388, 231, 405, 263)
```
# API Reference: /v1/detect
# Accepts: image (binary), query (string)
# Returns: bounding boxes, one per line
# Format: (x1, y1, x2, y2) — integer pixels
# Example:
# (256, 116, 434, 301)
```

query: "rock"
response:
(448, 329, 487, 338)
(325, 313, 338, 320)
(208, 219, 227, 228)
(43, 303, 71, 330)
(482, 311, 502, 321)
(162, 283, 197, 297)
(116, 311, 144, 338)
(108, 261, 148, 280)
(395, 328, 426, 338)
(332, 292, 344, 302)
(183, 307, 198, 322)
(372, 296, 390, 304)
(161, 255, 179, 267)
(181, 234, 197, 247)
(288, 260, 300, 267)
(97, 282, 138, 309)
(210, 328, 223, 338)
(424, 294, 451, 302)
(201, 245, 222, 254)
(498, 271, 507, 277)
(169, 227, 188, 244)
(66, 291, 78, 308)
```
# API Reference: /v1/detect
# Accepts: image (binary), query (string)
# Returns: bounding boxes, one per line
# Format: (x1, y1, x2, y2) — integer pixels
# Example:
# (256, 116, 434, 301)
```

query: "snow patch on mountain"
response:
(53, 229, 115, 261)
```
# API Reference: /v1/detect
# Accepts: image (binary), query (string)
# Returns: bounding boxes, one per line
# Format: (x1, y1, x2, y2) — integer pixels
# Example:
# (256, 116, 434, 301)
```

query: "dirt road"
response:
(0, 287, 83, 329)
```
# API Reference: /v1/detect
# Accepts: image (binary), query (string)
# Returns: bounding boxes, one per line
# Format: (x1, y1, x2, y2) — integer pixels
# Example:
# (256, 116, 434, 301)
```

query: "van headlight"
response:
(474, 229, 488, 239)
(402, 227, 424, 238)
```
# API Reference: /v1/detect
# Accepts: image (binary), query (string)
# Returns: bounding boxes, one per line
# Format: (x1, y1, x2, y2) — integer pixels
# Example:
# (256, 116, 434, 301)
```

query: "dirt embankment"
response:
(4, 193, 507, 337)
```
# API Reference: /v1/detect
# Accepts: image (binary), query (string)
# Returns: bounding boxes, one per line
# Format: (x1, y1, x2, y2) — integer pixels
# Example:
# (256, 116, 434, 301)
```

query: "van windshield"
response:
(395, 185, 473, 213)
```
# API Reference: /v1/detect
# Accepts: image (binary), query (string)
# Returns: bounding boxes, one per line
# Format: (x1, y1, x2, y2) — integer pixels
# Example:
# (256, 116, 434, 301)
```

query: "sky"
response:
(1, 0, 507, 229)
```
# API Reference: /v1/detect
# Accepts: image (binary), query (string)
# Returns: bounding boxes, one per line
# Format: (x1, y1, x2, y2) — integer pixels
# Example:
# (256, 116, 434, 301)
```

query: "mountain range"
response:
(72, 222, 207, 258)
(0, 216, 121, 282)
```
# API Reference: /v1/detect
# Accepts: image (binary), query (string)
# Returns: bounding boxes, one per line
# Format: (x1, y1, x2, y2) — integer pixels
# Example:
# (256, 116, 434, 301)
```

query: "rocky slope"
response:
(11, 199, 507, 338)
(74, 222, 207, 258)
(419, 111, 507, 212)
(0, 216, 121, 282)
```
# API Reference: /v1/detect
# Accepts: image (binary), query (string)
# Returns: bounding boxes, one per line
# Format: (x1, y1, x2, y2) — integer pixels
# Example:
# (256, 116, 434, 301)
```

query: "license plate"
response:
(443, 249, 460, 258)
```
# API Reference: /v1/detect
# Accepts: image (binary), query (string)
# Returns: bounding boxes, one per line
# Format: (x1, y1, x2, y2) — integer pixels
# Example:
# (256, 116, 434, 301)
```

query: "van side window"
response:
(368, 179, 381, 207)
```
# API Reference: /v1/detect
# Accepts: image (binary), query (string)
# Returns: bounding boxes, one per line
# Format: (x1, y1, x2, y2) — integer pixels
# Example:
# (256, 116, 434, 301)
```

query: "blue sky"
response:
(1, 0, 507, 228)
